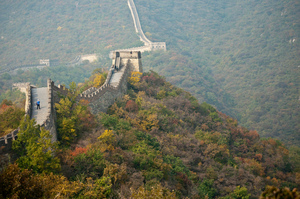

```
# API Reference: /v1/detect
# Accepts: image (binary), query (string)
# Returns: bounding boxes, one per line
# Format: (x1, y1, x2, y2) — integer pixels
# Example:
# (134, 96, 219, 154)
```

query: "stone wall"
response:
(0, 129, 18, 154)
(39, 79, 58, 142)
(151, 42, 167, 51)
(123, 0, 167, 54)
(81, 54, 98, 63)
(51, 82, 69, 104)
(0, 51, 143, 153)
(112, 51, 143, 73)
(77, 63, 131, 114)
(0, 79, 62, 153)
(12, 82, 33, 117)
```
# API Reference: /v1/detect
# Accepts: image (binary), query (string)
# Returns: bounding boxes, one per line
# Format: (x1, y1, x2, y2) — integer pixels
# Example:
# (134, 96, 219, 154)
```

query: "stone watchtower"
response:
(112, 51, 143, 73)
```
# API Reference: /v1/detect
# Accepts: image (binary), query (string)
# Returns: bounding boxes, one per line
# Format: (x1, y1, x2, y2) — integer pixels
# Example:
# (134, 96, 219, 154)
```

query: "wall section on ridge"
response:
(1, 51, 143, 153)
(77, 62, 131, 114)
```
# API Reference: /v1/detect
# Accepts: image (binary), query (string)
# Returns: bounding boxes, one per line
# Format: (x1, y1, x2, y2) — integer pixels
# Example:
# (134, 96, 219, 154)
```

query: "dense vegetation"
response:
(1, 71, 299, 198)
(136, 0, 299, 146)
(0, 99, 25, 137)
(0, 0, 298, 146)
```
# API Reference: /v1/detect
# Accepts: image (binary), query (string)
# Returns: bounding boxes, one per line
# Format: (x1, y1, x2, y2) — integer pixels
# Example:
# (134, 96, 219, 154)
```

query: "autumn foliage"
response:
(0, 99, 24, 137)
(1, 71, 299, 198)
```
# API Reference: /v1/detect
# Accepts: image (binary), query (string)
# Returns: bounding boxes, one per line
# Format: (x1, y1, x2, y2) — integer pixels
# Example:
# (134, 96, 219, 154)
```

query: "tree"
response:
(55, 98, 73, 118)
(198, 179, 217, 198)
(0, 164, 84, 199)
(69, 81, 77, 94)
(57, 117, 76, 145)
(129, 71, 143, 86)
(12, 116, 60, 174)
(55, 97, 95, 145)
(98, 130, 117, 152)
(55, 98, 77, 145)
(228, 186, 251, 199)
(93, 74, 105, 88)
(131, 184, 176, 199)
(0, 164, 45, 198)
(0, 100, 24, 136)
(289, 146, 300, 172)
(260, 186, 299, 199)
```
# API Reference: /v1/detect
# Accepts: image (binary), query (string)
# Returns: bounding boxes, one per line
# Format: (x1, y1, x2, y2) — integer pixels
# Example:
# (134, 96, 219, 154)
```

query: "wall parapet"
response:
(0, 129, 18, 153)
(77, 59, 131, 114)
(25, 84, 32, 117)
(39, 79, 58, 142)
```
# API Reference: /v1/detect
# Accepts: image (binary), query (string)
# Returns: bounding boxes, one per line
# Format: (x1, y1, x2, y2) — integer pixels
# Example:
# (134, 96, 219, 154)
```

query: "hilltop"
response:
(1, 71, 299, 198)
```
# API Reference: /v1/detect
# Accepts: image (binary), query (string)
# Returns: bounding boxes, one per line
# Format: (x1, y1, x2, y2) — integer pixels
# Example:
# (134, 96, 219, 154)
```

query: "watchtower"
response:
(112, 51, 143, 73)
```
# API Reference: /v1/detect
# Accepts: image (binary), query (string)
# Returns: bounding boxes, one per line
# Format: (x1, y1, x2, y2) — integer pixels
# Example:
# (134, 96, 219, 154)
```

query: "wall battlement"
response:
(77, 51, 141, 113)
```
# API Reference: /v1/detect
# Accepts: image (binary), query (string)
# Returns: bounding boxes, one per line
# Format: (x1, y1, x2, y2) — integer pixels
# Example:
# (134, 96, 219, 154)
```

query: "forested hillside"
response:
(1, 71, 299, 198)
(0, 0, 299, 146)
(135, 0, 300, 146)
(0, 0, 139, 68)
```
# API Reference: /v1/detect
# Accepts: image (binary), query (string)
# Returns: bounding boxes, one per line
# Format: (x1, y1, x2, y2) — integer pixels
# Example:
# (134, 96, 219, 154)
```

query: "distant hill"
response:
(0, 0, 299, 145)
(0, 0, 140, 68)
(134, 0, 300, 146)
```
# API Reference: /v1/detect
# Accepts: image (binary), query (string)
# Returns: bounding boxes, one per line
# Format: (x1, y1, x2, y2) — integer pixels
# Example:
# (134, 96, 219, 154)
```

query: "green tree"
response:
(57, 117, 76, 145)
(55, 97, 76, 145)
(12, 116, 60, 174)
(198, 179, 217, 198)
(289, 146, 300, 172)
(69, 81, 77, 94)
(221, 186, 251, 199)
(55, 97, 94, 145)
(55, 97, 73, 118)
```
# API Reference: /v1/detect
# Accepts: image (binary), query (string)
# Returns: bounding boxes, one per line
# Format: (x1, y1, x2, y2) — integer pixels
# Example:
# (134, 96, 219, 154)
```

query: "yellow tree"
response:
(93, 74, 105, 88)
(129, 71, 143, 86)
(98, 130, 117, 152)
(131, 184, 176, 199)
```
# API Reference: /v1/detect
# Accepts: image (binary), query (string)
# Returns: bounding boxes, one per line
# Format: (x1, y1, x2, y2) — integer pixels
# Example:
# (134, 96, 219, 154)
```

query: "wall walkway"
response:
(110, 0, 166, 57)
(31, 88, 49, 125)
(0, 80, 58, 152)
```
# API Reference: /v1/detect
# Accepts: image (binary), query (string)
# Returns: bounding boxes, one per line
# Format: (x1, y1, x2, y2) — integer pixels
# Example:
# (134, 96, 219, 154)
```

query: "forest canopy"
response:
(1, 71, 299, 198)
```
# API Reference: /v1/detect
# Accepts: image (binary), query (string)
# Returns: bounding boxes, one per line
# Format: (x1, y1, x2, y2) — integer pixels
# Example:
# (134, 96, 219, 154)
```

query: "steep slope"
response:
(134, 0, 300, 145)
(1, 71, 299, 198)
(60, 71, 298, 198)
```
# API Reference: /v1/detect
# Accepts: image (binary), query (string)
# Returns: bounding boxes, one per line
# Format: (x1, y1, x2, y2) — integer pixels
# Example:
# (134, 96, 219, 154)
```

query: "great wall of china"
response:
(109, 0, 166, 57)
(0, 51, 143, 152)
(0, 0, 165, 152)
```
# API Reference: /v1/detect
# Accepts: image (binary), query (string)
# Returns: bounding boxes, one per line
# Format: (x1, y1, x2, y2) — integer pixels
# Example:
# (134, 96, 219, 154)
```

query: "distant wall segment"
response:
(111, 0, 166, 57)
